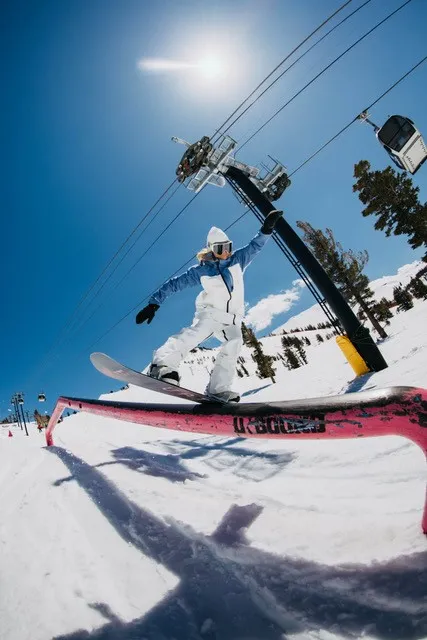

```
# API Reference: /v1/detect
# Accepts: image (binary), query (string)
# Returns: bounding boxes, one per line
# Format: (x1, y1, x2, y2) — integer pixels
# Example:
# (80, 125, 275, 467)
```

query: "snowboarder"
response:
(135, 209, 283, 402)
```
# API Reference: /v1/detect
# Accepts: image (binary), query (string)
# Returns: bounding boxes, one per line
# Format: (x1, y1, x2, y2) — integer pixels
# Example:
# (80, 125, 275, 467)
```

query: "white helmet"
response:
(207, 227, 233, 255)
(207, 227, 230, 244)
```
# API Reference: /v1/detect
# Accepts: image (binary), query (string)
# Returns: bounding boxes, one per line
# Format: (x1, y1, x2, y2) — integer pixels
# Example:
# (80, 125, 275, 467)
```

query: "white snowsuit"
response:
(149, 228, 269, 395)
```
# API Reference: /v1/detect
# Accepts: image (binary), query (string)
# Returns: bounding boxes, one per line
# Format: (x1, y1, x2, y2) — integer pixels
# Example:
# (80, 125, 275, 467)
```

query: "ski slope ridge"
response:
(271, 259, 424, 334)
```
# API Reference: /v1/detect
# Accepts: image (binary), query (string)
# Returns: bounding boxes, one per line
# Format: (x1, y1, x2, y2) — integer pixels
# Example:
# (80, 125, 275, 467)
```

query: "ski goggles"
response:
(210, 241, 233, 255)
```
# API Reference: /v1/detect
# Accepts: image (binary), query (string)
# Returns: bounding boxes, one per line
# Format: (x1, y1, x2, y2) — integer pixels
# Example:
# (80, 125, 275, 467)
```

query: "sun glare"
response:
(196, 57, 223, 79)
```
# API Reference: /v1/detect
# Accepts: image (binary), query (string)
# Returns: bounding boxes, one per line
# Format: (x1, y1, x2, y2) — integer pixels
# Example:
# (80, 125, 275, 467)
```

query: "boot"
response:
(149, 364, 180, 386)
(209, 390, 240, 403)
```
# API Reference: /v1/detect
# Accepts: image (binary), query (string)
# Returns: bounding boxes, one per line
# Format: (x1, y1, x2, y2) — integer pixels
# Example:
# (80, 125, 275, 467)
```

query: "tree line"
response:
(295, 160, 427, 339)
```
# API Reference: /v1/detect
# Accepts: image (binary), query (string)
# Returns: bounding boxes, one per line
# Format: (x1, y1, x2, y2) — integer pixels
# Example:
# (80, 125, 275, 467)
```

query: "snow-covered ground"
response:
(1, 265, 427, 640)
(272, 259, 424, 334)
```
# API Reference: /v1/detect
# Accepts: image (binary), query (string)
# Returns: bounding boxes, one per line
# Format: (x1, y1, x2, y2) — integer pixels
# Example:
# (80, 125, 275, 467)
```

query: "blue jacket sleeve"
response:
(230, 231, 269, 271)
(149, 265, 202, 306)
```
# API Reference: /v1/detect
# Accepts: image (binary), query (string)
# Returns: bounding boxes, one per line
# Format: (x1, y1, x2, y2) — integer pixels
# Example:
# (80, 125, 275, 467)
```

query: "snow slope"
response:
(272, 259, 424, 334)
(1, 298, 427, 639)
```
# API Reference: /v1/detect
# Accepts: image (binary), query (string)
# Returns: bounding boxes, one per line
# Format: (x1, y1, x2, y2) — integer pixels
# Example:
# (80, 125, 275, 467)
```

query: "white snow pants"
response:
(152, 311, 243, 395)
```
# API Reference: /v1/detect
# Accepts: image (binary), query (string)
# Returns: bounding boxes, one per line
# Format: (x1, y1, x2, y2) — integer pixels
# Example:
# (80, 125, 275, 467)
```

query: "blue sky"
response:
(2, 0, 427, 416)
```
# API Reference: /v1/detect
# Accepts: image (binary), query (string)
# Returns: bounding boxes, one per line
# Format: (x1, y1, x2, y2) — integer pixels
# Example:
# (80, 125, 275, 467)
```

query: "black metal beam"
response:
(225, 166, 387, 372)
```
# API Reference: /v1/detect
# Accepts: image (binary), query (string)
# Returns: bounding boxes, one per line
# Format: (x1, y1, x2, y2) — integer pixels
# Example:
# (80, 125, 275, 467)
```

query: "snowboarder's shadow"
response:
(48, 446, 427, 640)
(98, 446, 205, 483)
(162, 436, 295, 481)
(53, 446, 205, 486)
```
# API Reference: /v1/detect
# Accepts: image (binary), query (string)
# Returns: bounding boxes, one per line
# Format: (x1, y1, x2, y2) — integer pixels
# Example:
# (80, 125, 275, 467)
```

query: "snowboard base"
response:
(90, 352, 228, 404)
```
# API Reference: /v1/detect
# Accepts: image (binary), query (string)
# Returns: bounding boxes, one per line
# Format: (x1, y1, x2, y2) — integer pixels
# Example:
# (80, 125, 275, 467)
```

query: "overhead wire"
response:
(33, 0, 420, 378)
(238, 0, 414, 152)
(86, 51, 427, 350)
(81, 0, 380, 346)
(71, 181, 182, 333)
(75, 190, 201, 338)
(212, 0, 373, 142)
(39, 1, 370, 367)
(86, 192, 202, 348)
(111, 0, 416, 328)
(86, 200, 250, 349)
(289, 53, 427, 176)
(211, 0, 354, 142)
(29, 178, 181, 382)
(81, 1, 370, 331)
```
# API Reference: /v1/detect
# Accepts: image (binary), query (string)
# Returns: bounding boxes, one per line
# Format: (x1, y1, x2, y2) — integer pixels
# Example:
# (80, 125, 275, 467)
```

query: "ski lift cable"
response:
(27, 178, 181, 383)
(213, 0, 373, 143)
(290, 53, 427, 176)
(111, 53, 426, 347)
(69, 181, 182, 336)
(35, 2, 417, 369)
(86, 192, 202, 349)
(237, 0, 414, 153)
(86, 195, 338, 352)
(81, 2, 409, 351)
(86, 201, 255, 350)
(211, 0, 355, 143)
(47, 0, 412, 356)
(40, 51, 427, 371)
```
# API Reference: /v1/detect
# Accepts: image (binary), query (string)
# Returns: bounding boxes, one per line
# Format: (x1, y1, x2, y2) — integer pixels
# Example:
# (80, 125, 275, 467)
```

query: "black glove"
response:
(135, 303, 159, 325)
(261, 209, 283, 234)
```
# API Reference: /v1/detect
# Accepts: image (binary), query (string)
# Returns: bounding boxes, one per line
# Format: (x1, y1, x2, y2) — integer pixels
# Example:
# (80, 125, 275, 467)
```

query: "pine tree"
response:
(296, 221, 388, 339)
(242, 322, 276, 381)
(316, 333, 324, 343)
(293, 337, 308, 364)
(408, 277, 427, 300)
(283, 347, 301, 370)
(253, 342, 276, 381)
(241, 322, 258, 347)
(281, 335, 291, 348)
(393, 286, 414, 312)
(353, 160, 427, 260)
(369, 298, 393, 325)
(237, 357, 250, 376)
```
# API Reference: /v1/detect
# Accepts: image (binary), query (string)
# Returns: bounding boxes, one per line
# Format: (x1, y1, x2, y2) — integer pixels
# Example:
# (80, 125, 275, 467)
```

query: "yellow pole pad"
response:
(336, 335, 370, 376)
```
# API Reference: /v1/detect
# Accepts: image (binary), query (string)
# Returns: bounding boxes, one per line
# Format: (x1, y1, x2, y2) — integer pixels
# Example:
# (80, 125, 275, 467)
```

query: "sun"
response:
(196, 56, 224, 79)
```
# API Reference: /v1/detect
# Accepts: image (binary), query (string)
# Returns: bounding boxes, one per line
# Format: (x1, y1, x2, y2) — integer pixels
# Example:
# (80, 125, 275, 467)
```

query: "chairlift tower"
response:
(11, 392, 29, 436)
(172, 134, 387, 373)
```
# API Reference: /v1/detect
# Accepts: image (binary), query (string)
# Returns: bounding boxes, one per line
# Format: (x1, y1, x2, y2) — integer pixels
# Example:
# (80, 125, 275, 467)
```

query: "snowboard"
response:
(90, 352, 228, 405)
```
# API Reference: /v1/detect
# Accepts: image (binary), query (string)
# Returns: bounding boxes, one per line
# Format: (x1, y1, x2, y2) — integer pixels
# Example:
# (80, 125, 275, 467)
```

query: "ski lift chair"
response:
(377, 115, 427, 174)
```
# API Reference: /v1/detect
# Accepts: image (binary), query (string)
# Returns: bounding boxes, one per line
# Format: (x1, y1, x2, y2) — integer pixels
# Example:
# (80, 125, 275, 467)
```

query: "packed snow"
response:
(1, 262, 426, 640)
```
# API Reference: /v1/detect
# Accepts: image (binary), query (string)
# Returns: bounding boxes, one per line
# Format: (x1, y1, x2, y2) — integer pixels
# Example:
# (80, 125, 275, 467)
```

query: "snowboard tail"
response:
(90, 352, 227, 404)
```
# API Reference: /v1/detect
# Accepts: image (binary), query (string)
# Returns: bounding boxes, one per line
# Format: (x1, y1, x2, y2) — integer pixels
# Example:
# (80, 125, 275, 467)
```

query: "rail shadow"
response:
(48, 447, 427, 640)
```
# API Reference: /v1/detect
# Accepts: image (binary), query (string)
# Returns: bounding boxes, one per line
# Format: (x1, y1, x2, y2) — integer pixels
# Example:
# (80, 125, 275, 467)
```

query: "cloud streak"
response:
(138, 58, 194, 72)
(245, 279, 306, 332)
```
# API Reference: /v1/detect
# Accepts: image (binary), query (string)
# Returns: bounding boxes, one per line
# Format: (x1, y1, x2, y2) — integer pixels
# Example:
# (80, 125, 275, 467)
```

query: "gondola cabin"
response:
(38, 392, 46, 402)
(377, 115, 427, 174)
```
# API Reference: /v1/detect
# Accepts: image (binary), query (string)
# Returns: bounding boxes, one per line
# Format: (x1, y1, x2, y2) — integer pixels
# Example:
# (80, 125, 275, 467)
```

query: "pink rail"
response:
(46, 387, 427, 533)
